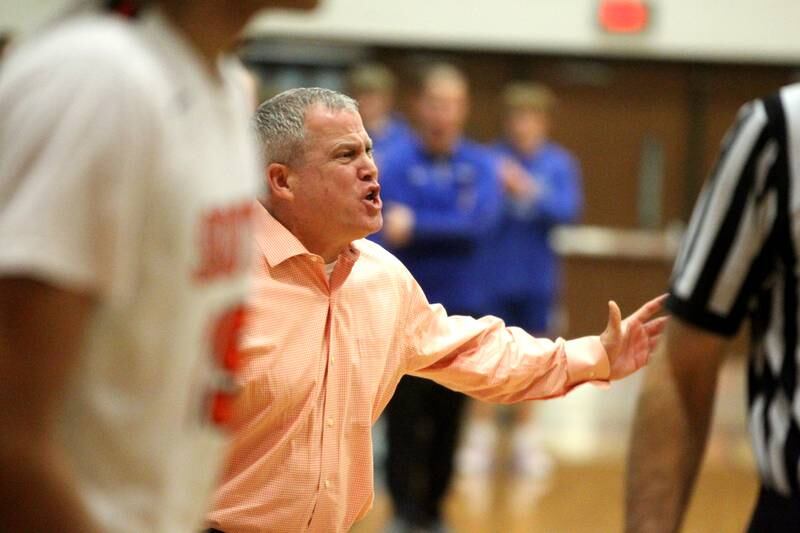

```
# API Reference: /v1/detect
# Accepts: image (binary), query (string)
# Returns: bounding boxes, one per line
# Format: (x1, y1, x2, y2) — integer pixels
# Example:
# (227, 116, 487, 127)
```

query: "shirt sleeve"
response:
(0, 44, 159, 305)
(667, 96, 782, 337)
(399, 271, 610, 402)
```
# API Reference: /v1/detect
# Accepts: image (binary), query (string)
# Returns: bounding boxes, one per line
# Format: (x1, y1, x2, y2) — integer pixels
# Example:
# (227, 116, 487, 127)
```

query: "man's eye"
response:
(337, 151, 354, 159)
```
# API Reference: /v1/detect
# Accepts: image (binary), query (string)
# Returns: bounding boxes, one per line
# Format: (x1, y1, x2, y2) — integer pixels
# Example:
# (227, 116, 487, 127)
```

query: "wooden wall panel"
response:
(366, 48, 792, 343)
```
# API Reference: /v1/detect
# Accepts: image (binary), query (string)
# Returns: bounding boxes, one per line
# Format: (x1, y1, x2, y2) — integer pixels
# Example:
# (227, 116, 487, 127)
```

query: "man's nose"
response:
(361, 155, 379, 181)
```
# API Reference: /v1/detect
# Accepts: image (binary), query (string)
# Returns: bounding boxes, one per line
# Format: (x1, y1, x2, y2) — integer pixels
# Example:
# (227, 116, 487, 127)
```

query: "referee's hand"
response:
(600, 294, 668, 380)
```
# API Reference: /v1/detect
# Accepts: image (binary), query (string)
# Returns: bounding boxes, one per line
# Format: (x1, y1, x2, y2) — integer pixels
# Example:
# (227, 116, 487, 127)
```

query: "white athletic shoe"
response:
(455, 421, 498, 476)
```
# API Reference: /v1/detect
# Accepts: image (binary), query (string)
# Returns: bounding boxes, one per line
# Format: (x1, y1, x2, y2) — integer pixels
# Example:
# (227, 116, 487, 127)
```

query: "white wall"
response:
(247, 0, 800, 64)
(3, 0, 800, 64)
(1, 0, 71, 34)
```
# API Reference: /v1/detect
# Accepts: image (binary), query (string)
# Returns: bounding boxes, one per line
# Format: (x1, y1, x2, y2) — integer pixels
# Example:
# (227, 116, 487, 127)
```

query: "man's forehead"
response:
(305, 105, 369, 142)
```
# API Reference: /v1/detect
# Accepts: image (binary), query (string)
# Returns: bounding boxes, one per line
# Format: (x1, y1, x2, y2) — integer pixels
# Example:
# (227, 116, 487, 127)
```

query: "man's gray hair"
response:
(254, 87, 359, 165)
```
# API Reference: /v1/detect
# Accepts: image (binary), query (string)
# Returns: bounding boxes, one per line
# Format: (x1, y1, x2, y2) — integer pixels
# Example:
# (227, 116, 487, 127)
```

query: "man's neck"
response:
(267, 206, 350, 263)
(158, 2, 252, 80)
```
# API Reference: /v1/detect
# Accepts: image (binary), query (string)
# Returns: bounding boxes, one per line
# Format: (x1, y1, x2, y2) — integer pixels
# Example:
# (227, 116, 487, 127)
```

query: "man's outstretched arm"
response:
(625, 317, 727, 533)
(406, 290, 667, 403)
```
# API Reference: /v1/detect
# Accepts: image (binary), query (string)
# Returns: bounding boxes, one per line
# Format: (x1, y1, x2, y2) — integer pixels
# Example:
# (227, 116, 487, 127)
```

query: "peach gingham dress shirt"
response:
(208, 204, 611, 532)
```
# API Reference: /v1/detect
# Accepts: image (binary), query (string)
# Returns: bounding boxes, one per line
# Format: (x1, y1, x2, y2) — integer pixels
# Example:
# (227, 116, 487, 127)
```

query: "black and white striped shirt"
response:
(668, 83, 800, 497)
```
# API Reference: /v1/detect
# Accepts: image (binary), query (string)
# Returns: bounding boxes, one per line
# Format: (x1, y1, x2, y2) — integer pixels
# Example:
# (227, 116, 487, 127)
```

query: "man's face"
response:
(289, 106, 382, 245)
(415, 77, 468, 155)
(506, 108, 549, 154)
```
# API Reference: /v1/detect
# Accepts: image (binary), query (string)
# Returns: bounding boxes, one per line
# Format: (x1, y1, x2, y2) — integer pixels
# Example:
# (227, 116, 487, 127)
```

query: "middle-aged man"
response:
(207, 87, 666, 533)
(0, 1, 318, 532)
(625, 86, 800, 532)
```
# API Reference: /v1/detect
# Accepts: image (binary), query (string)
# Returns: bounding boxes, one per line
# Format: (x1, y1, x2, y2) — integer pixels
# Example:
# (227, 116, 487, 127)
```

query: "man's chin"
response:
(361, 218, 383, 239)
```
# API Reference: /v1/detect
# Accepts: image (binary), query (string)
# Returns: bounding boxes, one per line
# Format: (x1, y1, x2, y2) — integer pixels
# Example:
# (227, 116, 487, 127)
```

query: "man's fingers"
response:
(644, 316, 668, 336)
(630, 293, 668, 322)
(648, 335, 662, 351)
(607, 300, 622, 332)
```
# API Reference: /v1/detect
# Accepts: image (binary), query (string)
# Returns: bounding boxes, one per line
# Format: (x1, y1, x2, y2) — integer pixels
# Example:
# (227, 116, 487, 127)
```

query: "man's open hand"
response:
(601, 294, 668, 380)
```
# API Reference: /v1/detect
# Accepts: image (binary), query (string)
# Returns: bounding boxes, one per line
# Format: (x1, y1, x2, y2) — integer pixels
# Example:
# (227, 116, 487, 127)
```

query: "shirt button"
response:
(330, 356, 335, 365)
(326, 418, 334, 427)
(324, 479, 331, 489)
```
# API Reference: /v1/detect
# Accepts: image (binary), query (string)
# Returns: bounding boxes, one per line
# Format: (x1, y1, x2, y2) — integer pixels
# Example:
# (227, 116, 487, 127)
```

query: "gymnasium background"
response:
(4, 1, 797, 531)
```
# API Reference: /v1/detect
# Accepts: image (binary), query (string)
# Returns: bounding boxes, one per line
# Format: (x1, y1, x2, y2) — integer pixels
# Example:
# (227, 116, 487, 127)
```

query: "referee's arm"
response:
(626, 92, 777, 532)
(624, 317, 728, 533)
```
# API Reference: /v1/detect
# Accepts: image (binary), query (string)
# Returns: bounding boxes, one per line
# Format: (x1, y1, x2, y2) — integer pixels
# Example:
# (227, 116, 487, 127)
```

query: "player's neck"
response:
(158, 2, 250, 82)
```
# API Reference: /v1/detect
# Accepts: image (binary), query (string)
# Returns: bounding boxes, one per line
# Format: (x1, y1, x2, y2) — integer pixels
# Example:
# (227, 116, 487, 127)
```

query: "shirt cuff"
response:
(563, 336, 611, 387)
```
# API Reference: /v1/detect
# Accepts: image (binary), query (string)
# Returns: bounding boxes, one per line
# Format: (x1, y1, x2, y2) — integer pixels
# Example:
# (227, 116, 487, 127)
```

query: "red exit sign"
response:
(599, 0, 650, 34)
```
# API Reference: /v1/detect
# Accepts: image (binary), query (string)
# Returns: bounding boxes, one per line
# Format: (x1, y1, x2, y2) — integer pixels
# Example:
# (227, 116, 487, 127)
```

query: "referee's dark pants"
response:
(747, 486, 800, 532)
(385, 374, 467, 527)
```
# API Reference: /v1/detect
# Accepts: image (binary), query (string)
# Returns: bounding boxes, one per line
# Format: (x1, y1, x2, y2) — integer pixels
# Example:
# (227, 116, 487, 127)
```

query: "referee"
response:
(626, 84, 800, 532)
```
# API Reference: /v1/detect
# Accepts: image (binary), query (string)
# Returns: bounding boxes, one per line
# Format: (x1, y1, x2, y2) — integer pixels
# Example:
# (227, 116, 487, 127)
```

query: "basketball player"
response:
(0, 1, 317, 532)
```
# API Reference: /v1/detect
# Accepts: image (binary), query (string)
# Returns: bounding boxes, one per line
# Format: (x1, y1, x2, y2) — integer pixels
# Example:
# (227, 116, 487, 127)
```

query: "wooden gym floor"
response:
(352, 355, 758, 532)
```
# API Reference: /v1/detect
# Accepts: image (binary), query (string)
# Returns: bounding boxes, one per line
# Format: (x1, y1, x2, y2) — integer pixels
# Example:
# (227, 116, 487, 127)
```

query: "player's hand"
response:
(600, 294, 668, 380)
(499, 159, 539, 200)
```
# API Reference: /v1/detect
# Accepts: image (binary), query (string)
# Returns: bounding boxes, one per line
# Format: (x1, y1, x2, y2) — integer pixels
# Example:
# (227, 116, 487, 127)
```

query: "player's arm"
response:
(0, 278, 100, 533)
(624, 317, 727, 533)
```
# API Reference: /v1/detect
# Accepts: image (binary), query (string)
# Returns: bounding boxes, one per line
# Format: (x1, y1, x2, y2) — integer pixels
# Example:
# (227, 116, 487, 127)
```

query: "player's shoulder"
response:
(3, 14, 166, 95)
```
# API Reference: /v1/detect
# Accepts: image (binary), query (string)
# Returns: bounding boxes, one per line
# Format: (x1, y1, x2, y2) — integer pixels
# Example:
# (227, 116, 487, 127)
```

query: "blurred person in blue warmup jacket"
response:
(346, 61, 412, 165)
(457, 82, 584, 480)
(377, 62, 503, 533)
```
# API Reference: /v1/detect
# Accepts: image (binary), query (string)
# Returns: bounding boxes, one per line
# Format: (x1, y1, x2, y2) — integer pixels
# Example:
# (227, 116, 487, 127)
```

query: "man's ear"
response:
(266, 163, 295, 201)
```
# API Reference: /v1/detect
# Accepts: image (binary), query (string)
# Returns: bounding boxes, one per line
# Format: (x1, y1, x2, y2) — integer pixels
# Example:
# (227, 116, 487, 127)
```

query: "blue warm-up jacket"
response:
(375, 134, 503, 314)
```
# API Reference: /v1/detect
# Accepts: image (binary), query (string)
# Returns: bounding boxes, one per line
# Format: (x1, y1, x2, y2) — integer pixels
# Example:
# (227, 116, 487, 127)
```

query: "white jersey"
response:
(0, 8, 259, 532)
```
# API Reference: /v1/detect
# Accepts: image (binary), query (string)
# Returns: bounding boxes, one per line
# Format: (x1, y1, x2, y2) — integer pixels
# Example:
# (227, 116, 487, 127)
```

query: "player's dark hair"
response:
(104, 0, 144, 18)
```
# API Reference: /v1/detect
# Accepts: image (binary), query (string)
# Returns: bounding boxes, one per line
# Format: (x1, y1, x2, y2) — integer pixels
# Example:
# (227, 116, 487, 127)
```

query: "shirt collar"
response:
(253, 202, 361, 268)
